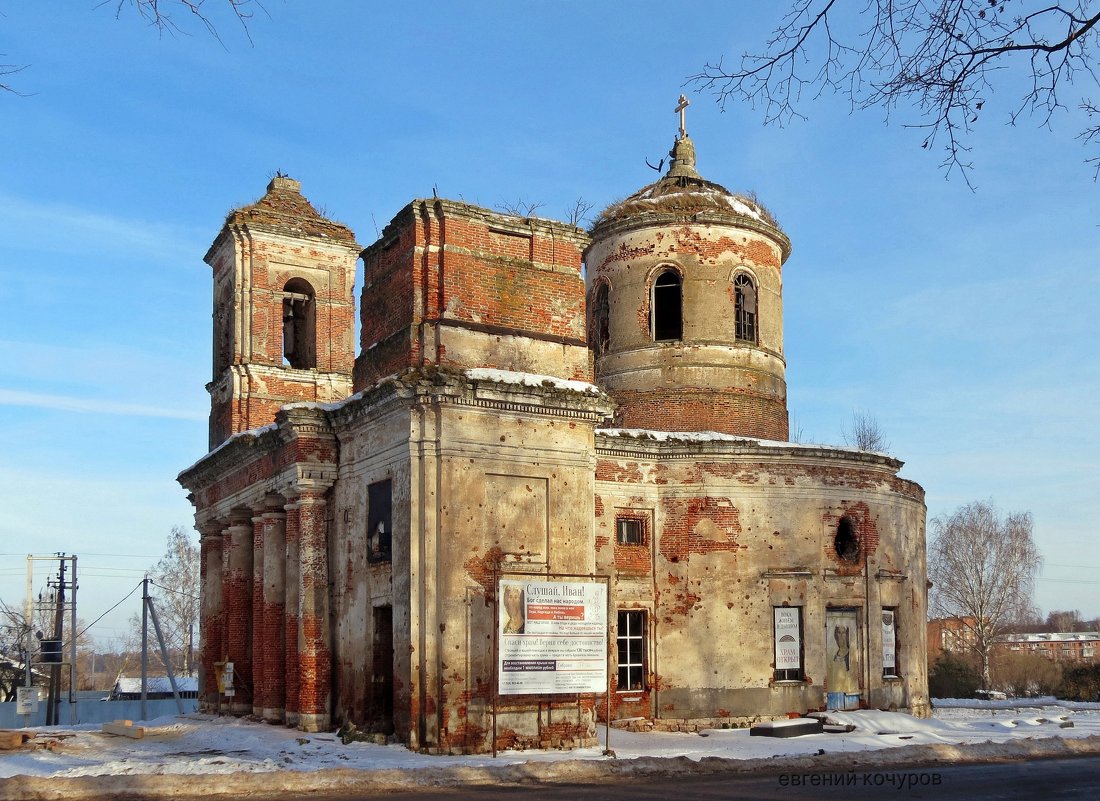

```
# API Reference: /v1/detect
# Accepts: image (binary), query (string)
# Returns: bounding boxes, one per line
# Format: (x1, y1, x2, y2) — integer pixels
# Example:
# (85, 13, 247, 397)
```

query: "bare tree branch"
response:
(495, 198, 546, 218)
(566, 198, 594, 228)
(106, 0, 261, 45)
(688, 2, 1100, 183)
(5, 2, 262, 95)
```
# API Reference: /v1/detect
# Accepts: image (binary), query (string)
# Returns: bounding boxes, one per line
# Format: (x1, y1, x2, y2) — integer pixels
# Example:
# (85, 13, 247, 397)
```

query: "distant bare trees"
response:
(929, 501, 1042, 688)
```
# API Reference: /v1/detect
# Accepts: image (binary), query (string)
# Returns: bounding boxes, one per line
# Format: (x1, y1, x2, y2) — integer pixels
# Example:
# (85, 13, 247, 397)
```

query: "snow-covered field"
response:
(2, 700, 1100, 798)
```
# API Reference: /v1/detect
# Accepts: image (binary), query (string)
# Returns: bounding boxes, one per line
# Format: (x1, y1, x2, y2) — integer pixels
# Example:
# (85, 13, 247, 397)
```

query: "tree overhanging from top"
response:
(2, 0, 262, 94)
(688, 1, 1100, 183)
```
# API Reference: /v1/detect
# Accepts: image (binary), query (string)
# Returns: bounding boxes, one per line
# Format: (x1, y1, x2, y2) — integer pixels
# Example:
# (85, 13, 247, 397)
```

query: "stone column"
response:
(284, 494, 301, 727)
(296, 487, 331, 732)
(197, 519, 225, 711)
(250, 505, 267, 718)
(223, 509, 254, 715)
(262, 493, 288, 723)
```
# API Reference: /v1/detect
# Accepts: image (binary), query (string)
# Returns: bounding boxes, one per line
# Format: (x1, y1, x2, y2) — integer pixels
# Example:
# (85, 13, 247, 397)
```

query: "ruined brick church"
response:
(178, 114, 929, 753)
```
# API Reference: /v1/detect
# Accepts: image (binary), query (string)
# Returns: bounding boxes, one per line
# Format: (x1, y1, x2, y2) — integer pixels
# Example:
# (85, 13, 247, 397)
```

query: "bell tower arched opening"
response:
(282, 278, 317, 369)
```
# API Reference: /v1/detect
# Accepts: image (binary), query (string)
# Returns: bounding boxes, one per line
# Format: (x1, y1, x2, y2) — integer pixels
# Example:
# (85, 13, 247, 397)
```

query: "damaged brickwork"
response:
(181, 131, 928, 756)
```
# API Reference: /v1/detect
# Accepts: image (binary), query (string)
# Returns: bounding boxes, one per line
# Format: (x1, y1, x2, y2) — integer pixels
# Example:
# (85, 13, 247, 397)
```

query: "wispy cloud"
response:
(0, 389, 205, 420)
(0, 192, 204, 265)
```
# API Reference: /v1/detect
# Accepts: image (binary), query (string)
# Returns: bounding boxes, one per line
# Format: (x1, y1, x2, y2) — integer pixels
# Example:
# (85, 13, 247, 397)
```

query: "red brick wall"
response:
(356, 201, 590, 391)
(611, 387, 789, 441)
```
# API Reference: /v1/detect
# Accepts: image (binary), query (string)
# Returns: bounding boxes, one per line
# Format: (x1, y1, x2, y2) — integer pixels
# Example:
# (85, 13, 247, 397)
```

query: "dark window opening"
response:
(368, 479, 392, 563)
(652, 270, 682, 342)
(590, 282, 611, 355)
(734, 273, 757, 343)
(370, 605, 395, 733)
(282, 278, 316, 369)
(617, 610, 647, 691)
(616, 517, 645, 546)
(834, 516, 861, 563)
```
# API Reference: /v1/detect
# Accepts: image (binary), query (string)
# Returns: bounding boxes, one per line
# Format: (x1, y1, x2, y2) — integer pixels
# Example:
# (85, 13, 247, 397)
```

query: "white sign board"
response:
(774, 607, 801, 670)
(16, 686, 38, 716)
(882, 610, 896, 672)
(498, 579, 607, 695)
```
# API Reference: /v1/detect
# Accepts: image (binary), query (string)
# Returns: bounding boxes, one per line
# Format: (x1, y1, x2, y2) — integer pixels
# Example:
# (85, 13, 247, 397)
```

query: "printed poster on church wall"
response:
(498, 579, 607, 695)
(774, 607, 801, 670)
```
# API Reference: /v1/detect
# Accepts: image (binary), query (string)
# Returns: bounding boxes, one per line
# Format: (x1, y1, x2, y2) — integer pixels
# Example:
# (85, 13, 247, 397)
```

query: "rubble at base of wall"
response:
(612, 716, 773, 733)
(423, 736, 601, 756)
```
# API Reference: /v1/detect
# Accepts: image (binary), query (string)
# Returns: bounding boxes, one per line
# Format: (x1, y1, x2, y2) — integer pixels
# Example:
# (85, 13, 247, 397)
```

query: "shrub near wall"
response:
(1058, 663, 1100, 702)
(928, 653, 981, 699)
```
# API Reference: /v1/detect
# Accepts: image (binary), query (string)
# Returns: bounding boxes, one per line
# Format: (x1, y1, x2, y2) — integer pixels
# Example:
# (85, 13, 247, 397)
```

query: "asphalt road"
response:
(285, 756, 1100, 801)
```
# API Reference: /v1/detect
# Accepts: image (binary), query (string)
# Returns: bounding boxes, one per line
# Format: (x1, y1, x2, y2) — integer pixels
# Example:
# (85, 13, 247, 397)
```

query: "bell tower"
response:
(204, 176, 360, 449)
(585, 106, 792, 440)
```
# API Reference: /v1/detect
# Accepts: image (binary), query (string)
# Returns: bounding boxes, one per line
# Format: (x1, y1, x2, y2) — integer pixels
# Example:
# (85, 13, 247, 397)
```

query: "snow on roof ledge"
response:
(464, 368, 602, 395)
(598, 428, 890, 457)
(602, 424, 858, 451)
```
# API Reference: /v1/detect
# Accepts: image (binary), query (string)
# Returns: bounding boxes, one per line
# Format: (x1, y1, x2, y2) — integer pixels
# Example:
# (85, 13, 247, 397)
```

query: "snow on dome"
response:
(592, 134, 783, 234)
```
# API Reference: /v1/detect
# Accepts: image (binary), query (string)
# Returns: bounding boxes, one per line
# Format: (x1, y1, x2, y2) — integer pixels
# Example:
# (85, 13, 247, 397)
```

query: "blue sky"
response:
(1, 2, 1097, 645)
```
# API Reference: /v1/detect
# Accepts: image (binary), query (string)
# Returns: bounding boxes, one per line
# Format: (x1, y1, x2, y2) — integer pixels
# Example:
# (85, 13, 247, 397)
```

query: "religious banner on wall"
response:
(498, 578, 607, 695)
(882, 609, 897, 673)
(773, 607, 802, 670)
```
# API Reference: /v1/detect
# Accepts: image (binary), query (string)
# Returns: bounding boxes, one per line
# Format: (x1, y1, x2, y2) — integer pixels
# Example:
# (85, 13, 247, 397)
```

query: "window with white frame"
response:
(617, 610, 647, 691)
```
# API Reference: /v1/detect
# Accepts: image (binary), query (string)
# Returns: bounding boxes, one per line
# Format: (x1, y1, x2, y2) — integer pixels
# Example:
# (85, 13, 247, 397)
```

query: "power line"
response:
(68, 580, 144, 646)
(148, 579, 199, 601)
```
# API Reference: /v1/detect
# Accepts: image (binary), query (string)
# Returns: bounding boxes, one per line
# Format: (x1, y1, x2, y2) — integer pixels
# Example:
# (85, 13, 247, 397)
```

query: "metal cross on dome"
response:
(675, 94, 690, 138)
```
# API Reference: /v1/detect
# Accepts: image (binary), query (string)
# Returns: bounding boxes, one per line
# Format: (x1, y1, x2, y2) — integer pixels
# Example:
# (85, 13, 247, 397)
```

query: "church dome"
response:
(591, 135, 790, 260)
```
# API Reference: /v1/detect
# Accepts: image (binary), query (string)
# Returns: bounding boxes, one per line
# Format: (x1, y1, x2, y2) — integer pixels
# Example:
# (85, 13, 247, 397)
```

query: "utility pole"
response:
(46, 556, 66, 726)
(26, 553, 78, 726)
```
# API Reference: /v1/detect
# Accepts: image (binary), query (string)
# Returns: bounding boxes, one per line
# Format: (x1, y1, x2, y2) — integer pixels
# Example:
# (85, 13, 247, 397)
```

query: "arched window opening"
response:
(735, 273, 757, 343)
(652, 270, 682, 342)
(282, 278, 316, 369)
(834, 516, 861, 564)
(590, 282, 611, 355)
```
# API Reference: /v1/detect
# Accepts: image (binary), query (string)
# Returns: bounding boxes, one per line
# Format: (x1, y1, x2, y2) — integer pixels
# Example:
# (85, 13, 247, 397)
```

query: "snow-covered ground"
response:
(3, 700, 1100, 798)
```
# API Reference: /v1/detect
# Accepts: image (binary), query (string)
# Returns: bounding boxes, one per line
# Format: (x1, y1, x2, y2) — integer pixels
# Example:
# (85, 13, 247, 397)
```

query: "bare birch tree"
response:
(688, 2, 1100, 181)
(928, 501, 1041, 688)
(145, 526, 201, 675)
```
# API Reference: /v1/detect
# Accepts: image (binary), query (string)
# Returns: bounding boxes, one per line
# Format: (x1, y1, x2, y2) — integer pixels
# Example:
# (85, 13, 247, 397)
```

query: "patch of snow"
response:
(3, 702, 1100, 783)
(465, 368, 601, 396)
(598, 428, 871, 456)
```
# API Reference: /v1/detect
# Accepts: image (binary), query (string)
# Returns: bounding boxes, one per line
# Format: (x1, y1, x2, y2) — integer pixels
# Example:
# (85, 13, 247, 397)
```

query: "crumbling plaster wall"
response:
(327, 391, 413, 734)
(585, 218, 788, 439)
(403, 374, 612, 754)
(594, 436, 928, 722)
